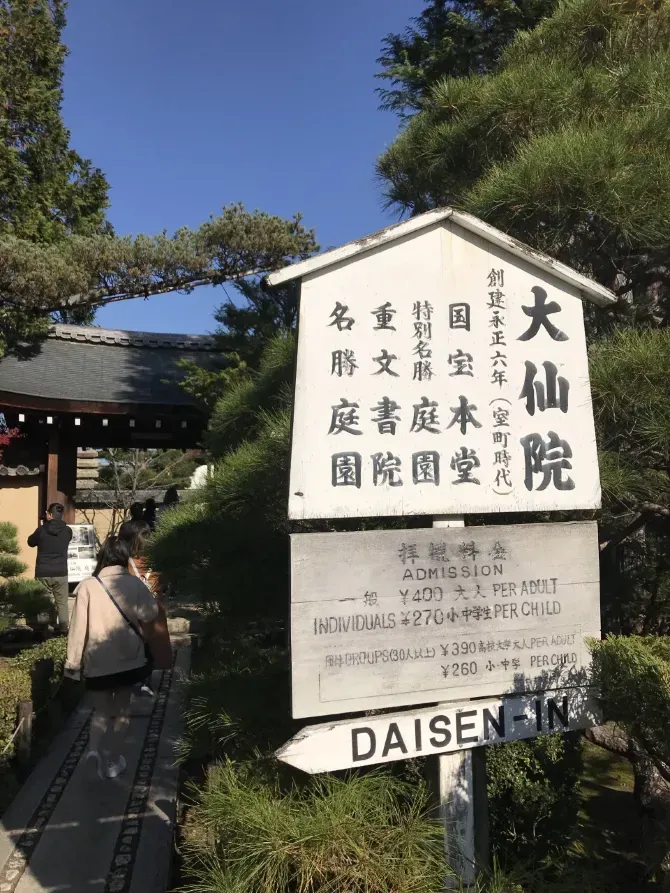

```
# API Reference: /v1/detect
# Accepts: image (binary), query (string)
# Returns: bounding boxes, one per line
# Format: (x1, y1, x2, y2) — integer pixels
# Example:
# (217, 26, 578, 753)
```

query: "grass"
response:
(174, 624, 649, 893)
(180, 764, 448, 893)
(565, 738, 643, 892)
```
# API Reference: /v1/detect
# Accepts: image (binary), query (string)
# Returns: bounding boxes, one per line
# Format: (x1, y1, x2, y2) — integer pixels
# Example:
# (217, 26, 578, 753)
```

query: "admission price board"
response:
(290, 522, 600, 718)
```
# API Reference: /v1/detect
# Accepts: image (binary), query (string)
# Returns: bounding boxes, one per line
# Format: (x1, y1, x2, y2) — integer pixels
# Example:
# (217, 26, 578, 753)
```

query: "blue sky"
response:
(62, 0, 422, 335)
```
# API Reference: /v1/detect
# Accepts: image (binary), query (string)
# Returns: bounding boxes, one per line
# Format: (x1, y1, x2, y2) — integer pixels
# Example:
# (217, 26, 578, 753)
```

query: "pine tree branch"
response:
(52, 272, 246, 312)
(636, 502, 670, 518)
(586, 724, 632, 757)
(0, 205, 317, 323)
(600, 503, 670, 553)
(600, 511, 653, 553)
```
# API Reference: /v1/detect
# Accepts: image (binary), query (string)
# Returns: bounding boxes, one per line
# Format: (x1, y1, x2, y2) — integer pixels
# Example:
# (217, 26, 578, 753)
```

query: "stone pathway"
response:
(0, 639, 190, 893)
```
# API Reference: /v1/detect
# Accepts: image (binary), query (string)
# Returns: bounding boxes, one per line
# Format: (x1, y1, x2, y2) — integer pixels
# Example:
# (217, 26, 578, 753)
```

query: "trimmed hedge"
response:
(0, 637, 68, 755)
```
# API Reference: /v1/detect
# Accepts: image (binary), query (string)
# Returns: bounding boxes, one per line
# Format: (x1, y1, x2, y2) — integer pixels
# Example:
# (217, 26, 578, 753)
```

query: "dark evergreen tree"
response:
(0, 0, 110, 243)
(215, 279, 299, 366)
(0, 0, 111, 326)
(178, 279, 299, 408)
(0, 2, 317, 354)
(376, 0, 555, 118)
(0, 522, 52, 621)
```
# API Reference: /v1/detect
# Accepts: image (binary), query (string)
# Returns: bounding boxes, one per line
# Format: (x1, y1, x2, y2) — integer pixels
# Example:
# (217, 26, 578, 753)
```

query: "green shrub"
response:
(0, 661, 31, 754)
(2, 579, 53, 619)
(0, 522, 53, 620)
(486, 733, 582, 861)
(176, 625, 291, 765)
(0, 637, 67, 755)
(182, 763, 447, 893)
(589, 634, 670, 763)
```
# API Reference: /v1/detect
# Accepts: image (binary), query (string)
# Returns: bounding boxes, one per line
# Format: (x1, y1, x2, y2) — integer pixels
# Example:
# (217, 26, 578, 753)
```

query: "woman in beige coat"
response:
(65, 535, 158, 779)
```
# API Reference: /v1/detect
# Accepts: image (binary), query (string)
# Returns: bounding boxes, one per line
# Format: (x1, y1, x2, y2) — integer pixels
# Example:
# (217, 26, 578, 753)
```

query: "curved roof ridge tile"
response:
(48, 324, 217, 350)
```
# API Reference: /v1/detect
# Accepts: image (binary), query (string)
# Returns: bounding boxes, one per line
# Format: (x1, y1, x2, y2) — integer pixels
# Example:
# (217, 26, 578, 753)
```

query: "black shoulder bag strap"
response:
(94, 575, 145, 642)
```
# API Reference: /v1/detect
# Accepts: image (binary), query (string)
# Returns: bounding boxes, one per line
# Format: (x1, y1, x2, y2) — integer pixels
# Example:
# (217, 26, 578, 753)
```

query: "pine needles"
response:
(181, 764, 447, 893)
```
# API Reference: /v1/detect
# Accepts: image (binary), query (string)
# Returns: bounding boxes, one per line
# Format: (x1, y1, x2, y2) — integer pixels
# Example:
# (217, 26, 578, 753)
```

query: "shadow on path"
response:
(0, 643, 189, 893)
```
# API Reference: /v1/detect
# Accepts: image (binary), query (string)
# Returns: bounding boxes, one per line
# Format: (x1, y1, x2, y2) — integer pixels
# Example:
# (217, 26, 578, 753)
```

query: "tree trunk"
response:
(587, 726, 670, 887)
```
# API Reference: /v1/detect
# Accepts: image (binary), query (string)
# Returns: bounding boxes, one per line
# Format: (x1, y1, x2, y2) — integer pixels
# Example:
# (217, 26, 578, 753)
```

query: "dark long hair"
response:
(117, 519, 151, 559)
(163, 486, 179, 507)
(129, 502, 144, 521)
(93, 535, 130, 576)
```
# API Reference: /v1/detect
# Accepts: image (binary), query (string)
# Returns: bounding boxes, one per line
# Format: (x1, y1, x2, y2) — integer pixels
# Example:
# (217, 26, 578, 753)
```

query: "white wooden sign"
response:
(277, 690, 601, 773)
(290, 522, 600, 718)
(67, 524, 97, 583)
(285, 215, 605, 520)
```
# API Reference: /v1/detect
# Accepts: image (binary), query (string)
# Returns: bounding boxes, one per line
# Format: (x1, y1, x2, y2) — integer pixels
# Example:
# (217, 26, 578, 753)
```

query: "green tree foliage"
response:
(589, 636, 670, 884)
(0, 0, 112, 328)
(0, 203, 317, 357)
(376, 0, 555, 118)
(177, 279, 299, 407)
(588, 328, 670, 635)
(378, 0, 670, 325)
(0, 522, 52, 620)
(590, 328, 670, 510)
(0, 0, 110, 243)
(149, 336, 296, 623)
(486, 734, 582, 861)
(176, 352, 247, 410)
(214, 279, 300, 364)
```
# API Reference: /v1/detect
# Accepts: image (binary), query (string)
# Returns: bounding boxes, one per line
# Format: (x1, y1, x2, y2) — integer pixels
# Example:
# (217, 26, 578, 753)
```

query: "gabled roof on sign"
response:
(267, 207, 617, 307)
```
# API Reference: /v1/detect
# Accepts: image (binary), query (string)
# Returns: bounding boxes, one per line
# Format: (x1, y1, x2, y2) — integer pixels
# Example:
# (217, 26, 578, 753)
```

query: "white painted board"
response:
(67, 524, 97, 583)
(289, 219, 600, 519)
(290, 522, 600, 718)
(277, 689, 601, 773)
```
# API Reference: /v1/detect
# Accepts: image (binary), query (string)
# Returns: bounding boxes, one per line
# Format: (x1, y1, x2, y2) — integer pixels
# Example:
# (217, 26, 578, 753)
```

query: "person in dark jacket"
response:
(27, 503, 73, 634)
(129, 502, 144, 522)
(143, 498, 156, 531)
(163, 486, 179, 509)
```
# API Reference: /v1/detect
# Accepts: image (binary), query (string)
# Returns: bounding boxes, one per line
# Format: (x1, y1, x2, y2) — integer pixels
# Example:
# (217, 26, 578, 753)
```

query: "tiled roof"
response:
(49, 325, 216, 350)
(0, 464, 42, 477)
(75, 489, 187, 505)
(0, 326, 219, 408)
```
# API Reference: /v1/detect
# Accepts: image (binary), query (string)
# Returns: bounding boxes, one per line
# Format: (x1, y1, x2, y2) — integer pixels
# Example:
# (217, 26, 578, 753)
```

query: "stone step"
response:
(76, 458, 100, 469)
(76, 450, 99, 459)
(76, 468, 99, 480)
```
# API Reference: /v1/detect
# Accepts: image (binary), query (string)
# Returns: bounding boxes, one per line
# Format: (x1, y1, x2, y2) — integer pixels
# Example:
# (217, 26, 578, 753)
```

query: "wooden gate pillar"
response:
(46, 429, 76, 523)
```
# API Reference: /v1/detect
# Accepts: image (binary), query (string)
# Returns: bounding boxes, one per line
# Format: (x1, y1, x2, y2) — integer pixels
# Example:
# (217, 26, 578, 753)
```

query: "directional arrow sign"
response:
(275, 689, 600, 774)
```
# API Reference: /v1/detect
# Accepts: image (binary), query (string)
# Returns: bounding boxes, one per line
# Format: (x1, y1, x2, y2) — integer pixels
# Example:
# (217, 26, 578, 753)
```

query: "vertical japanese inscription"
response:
(317, 258, 588, 509)
(516, 286, 575, 493)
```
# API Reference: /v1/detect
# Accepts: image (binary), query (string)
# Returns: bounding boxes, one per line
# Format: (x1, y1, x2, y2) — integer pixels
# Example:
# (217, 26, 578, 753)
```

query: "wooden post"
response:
(431, 515, 488, 888)
(46, 429, 76, 523)
(46, 429, 60, 509)
(16, 700, 33, 769)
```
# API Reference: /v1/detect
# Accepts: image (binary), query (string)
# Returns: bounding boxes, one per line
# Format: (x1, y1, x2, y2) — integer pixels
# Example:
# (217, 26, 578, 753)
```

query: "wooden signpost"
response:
(276, 690, 601, 774)
(289, 522, 600, 718)
(268, 207, 617, 887)
(274, 209, 612, 522)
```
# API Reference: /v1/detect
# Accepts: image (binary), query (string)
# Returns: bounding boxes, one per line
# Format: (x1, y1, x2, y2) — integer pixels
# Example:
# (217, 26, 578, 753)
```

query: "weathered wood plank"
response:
(288, 220, 601, 520)
(290, 522, 600, 717)
(276, 690, 601, 773)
